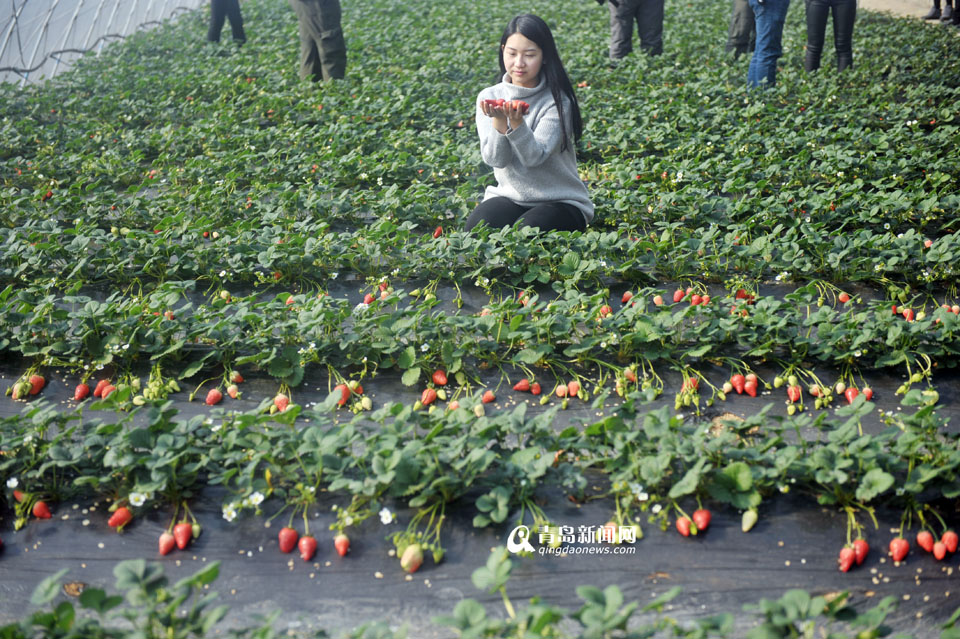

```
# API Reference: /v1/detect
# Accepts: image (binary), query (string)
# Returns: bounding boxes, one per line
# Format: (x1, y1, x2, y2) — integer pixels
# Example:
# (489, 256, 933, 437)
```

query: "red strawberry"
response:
(334, 533, 350, 557)
(730, 374, 745, 395)
(685, 377, 699, 391)
(787, 385, 801, 403)
(735, 289, 748, 300)
(481, 390, 495, 404)
(844, 387, 859, 404)
(33, 500, 52, 519)
(278, 527, 299, 553)
(298, 535, 317, 561)
(28, 375, 45, 395)
(917, 530, 935, 553)
(933, 541, 947, 561)
(530, 382, 541, 395)
(567, 380, 581, 397)
(432, 370, 448, 386)
(653, 295, 664, 306)
(853, 539, 869, 565)
(744, 380, 758, 397)
(599, 305, 612, 317)
(676, 517, 692, 537)
(93, 379, 110, 397)
(555, 385, 568, 398)
(903, 308, 915, 322)
(838, 546, 855, 572)
(862, 387, 874, 400)
(421, 388, 438, 406)
(363, 293, 375, 305)
(274, 393, 290, 412)
(924, 239, 933, 248)
(159, 531, 176, 555)
(286, 295, 295, 306)
(942, 530, 959, 554)
(433, 226, 443, 238)
(13, 490, 24, 502)
(74, 383, 90, 401)
(513, 379, 531, 392)
(692, 509, 711, 532)
(891, 305, 898, 315)
(889, 537, 909, 562)
(838, 292, 851, 304)
(625, 368, 637, 383)
(400, 543, 423, 573)
(690, 294, 702, 306)
(108, 506, 133, 530)
(174, 522, 193, 550)
(673, 289, 684, 303)
(701, 295, 710, 305)
(226, 384, 239, 399)
(101, 384, 117, 399)
(205, 388, 223, 406)
(230, 371, 244, 384)
(622, 291, 633, 304)
(335, 384, 350, 406)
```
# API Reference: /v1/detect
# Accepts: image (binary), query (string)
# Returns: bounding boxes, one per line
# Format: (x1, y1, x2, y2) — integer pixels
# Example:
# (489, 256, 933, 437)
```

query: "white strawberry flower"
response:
(379, 507, 395, 525)
(6, 477, 18, 489)
(129, 492, 149, 507)
(249, 492, 264, 506)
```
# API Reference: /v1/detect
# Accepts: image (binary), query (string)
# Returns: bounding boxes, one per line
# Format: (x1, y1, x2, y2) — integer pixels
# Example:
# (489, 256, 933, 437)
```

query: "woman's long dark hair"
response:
(498, 14, 582, 152)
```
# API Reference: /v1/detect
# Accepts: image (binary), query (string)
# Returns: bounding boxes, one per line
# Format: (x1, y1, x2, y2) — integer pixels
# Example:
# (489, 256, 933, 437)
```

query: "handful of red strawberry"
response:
(482, 98, 530, 114)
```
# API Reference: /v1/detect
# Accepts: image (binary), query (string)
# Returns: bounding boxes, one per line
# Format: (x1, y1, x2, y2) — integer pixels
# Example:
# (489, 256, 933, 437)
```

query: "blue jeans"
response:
(747, 0, 791, 88)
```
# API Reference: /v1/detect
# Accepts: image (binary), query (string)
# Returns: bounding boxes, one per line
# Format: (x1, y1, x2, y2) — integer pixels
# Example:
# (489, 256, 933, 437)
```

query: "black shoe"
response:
(922, 6, 941, 19)
(942, 5, 954, 19)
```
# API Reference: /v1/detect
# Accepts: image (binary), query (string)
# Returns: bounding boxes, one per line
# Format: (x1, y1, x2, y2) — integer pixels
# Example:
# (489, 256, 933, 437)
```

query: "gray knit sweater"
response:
(476, 74, 594, 224)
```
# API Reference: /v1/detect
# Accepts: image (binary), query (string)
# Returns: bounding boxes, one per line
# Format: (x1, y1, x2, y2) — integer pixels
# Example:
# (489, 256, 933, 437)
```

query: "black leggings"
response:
(208, 0, 246, 43)
(805, 0, 856, 71)
(465, 197, 587, 233)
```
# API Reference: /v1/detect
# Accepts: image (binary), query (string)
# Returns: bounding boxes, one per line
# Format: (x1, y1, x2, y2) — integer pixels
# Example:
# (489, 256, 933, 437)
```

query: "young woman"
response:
(465, 14, 593, 233)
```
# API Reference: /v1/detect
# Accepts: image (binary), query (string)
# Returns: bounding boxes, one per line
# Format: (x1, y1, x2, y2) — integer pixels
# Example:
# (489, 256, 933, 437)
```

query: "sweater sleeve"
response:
(504, 102, 564, 169)
(476, 102, 513, 168)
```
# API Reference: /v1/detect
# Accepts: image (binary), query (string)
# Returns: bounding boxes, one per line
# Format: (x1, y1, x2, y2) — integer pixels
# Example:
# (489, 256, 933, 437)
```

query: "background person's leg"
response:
(832, 0, 857, 71)
(208, 0, 227, 42)
(609, 0, 637, 59)
(636, 0, 665, 56)
(225, 0, 246, 43)
(727, 0, 756, 57)
(804, 0, 829, 71)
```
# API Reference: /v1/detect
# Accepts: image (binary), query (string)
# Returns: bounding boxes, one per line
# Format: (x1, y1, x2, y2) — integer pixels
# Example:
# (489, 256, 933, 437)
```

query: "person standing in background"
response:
(804, 0, 856, 72)
(596, 0, 665, 60)
(726, 0, 756, 58)
(208, 0, 246, 45)
(746, 0, 790, 88)
(289, 0, 347, 82)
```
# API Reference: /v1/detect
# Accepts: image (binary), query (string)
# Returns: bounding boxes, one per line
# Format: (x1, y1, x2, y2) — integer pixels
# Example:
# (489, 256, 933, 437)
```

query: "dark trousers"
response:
(609, 0, 665, 58)
(208, 0, 245, 43)
(726, 0, 756, 57)
(805, 0, 856, 72)
(289, 0, 347, 82)
(465, 197, 587, 233)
